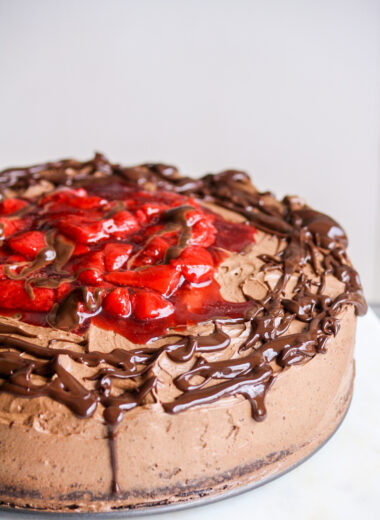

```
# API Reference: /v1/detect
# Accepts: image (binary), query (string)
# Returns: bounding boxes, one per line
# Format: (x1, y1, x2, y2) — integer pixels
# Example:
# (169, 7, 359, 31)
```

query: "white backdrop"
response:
(0, 0, 379, 301)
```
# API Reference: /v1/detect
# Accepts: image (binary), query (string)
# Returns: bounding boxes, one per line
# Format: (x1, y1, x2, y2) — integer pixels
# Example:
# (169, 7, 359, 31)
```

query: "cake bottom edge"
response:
(0, 382, 353, 515)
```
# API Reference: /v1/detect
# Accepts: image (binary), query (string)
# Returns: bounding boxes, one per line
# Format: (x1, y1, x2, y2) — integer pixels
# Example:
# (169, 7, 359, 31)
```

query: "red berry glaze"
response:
(0, 181, 257, 342)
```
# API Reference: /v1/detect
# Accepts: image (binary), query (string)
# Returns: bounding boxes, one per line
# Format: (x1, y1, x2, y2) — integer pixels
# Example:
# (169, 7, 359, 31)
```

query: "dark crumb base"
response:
(0, 446, 296, 511)
(0, 391, 352, 516)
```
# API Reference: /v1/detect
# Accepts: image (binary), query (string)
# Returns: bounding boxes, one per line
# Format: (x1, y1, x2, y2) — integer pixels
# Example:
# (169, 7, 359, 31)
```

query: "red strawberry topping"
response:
(0, 280, 55, 311)
(105, 265, 181, 296)
(0, 180, 256, 342)
(131, 289, 175, 320)
(8, 231, 46, 260)
(103, 288, 131, 317)
(72, 243, 91, 256)
(104, 243, 133, 272)
(58, 217, 113, 244)
(40, 188, 106, 210)
(0, 198, 28, 216)
(107, 211, 139, 237)
(132, 236, 169, 267)
(75, 251, 105, 286)
(0, 217, 29, 239)
(172, 246, 215, 284)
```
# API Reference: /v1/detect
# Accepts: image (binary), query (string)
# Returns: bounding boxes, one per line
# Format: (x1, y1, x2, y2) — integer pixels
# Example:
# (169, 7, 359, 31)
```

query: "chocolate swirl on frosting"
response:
(0, 154, 367, 495)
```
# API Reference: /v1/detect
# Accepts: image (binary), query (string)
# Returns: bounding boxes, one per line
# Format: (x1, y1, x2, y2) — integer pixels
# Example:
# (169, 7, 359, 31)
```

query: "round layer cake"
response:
(0, 155, 366, 512)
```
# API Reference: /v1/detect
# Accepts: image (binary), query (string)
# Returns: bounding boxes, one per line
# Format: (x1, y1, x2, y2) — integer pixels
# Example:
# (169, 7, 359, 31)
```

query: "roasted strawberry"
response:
(172, 246, 215, 283)
(56, 282, 73, 301)
(0, 280, 55, 311)
(60, 211, 140, 244)
(134, 202, 169, 224)
(0, 217, 29, 239)
(72, 243, 91, 256)
(77, 269, 104, 285)
(59, 217, 112, 244)
(131, 289, 174, 320)
(40, 188, 106, 210)
(8, 231, 46, 260)
(103, 288, 131, 317)
(75, 251, 105, 286)
(188, 217, 216, 247)
(132, 236, 169, 267)
(108, 211, 139, 237)
(104, 243, 133, 272)
(0, 198, 28, 216)
(105, 265, 181, 296)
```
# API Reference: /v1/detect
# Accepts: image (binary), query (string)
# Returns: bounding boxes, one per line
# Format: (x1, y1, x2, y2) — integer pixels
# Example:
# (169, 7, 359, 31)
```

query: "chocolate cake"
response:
(0, 154, 367, 512)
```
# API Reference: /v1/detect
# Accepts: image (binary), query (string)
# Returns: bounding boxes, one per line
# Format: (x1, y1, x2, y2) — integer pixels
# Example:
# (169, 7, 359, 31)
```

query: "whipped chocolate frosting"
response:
(0, 154, 367, 497)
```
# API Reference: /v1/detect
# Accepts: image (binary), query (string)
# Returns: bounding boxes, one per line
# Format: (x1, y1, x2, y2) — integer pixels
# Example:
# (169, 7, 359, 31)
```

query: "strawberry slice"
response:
(188, 217, 216, 247)
(131, 289, 174, 320)
(75, 251, 105, 286)
(132, 236, 169, 267)
(108, 211, 139, 237)
(0, 198, 28, 216)
(105, 264, 181, 296)
(59, 217, 112, 244)
(59, 211, 139, 244)
(104, 243, 132, 272)
(103, 288, 131, 317)
(0, 217, 29, 239)
(0, 280, 55, 311)
(8, 231, 46, 260)
(77, 269, 104, 285)
(135, 202, 169, 224)
(72, 243, 91, 256)
(56, 282, 73, 301)
(172, 246, 215, 283)
(40, 188, 106, 210)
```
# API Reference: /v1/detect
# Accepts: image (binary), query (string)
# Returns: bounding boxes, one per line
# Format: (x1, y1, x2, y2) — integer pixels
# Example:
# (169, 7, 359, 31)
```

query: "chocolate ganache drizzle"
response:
(0, 154, 367, 495)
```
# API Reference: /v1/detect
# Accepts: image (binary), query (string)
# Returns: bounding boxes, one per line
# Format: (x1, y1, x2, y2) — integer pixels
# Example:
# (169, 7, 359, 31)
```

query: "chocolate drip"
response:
(52, 234, 75, 273)
(162, 205, 196, 262)
(0, 154, 367, 495)
(0, 353, 97, 418)
(164, 366, 274, 422)
(47, 287, 103, 330)
(5, 246, 56, 281)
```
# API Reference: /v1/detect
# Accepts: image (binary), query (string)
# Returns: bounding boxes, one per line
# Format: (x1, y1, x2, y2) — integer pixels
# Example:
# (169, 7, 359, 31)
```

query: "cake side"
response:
(0, 307, 355, 512)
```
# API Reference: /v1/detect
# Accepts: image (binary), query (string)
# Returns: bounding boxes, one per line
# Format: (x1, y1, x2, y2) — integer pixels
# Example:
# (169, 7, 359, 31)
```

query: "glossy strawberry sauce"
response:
(0, 182, 256, 343)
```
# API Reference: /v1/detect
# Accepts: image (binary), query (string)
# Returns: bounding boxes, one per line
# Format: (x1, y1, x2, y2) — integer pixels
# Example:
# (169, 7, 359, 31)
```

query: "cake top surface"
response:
(0, 153, 367, 494)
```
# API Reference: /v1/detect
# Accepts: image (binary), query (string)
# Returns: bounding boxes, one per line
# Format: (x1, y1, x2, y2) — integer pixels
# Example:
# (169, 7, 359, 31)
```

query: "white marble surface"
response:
(1, 310, 379, 520)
